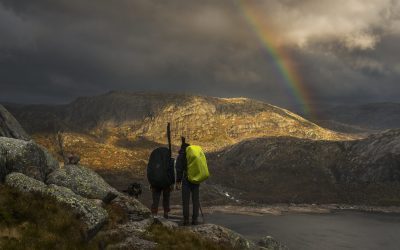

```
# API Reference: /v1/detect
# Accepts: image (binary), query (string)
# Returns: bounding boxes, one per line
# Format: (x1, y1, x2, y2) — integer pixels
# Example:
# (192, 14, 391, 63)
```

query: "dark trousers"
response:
(151, 187, 171, 214)
(182, 179, 200, 221)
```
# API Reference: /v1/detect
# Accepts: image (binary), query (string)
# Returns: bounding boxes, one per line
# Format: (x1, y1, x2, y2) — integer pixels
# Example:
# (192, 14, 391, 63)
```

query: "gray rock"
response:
(5, 172, 108, 238)
(39, 145, 60, 174)
(5, 171, 47, 193)
(0, 104, 31, 141)
(153, 216, 178, 230)
(46, 164, 118, 203)
(99, 219, 155, 250)
(189, 223, 255, 249)
(258, 236, 288, 250)
(46, 184, 108, 238)
(106, 234, 157, 250)
(101, 219, 153, 240)
(0, 137, 58, 181)
(111, 193, 151, 220)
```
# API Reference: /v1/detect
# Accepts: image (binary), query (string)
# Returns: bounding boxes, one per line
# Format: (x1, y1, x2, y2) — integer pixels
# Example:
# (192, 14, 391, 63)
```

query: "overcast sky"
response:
(0, 0, 399, 114)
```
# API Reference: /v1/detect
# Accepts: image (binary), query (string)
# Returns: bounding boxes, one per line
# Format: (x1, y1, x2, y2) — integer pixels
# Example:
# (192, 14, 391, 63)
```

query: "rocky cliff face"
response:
(208, 129, 400, 205)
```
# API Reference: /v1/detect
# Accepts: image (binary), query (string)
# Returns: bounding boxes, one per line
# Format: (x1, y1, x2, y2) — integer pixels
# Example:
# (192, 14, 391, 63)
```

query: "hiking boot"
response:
(191, 219, 199, 225)
(163, 212, 169, 219)
(183, 218, 190, 226)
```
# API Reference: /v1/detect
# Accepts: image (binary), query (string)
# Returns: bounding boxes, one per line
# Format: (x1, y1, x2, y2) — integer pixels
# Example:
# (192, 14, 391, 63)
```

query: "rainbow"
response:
(235, 0, 313, 117)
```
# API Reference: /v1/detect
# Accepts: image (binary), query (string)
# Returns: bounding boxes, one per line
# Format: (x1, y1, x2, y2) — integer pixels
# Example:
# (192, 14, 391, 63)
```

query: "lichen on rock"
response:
(5, 172, 108, 238)
(111, 193, 151, 220)
(189, 223, 255, 249)
(0, 137, 58, 181)
(46, 164, 118, 203)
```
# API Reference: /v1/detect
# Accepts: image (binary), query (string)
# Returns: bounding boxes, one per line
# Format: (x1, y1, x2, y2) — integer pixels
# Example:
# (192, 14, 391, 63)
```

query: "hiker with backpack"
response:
(147, 124, 175, 219)
(176, 136, 209, 226)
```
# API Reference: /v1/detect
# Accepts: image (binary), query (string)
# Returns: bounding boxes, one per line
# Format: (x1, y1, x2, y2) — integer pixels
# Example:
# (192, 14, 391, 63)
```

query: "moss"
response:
(146, 224, 232, 250)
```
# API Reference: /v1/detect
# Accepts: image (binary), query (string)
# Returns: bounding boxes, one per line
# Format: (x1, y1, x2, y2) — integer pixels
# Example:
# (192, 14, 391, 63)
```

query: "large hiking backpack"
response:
(186, 145, 209, 184)
(147, 147, 175, 188)
(147, 123, 175, 188)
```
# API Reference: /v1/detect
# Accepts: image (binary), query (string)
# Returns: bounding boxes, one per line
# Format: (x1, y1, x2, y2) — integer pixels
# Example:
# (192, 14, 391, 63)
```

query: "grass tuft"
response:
(0, 185, 103, 250)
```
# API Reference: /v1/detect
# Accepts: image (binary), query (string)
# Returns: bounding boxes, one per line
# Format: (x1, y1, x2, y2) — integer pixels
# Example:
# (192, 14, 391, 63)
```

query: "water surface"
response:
(206, 211, 400, 250)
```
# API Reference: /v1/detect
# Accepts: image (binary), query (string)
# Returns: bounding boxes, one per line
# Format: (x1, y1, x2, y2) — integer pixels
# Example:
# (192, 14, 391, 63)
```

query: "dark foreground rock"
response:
(189, 223, 255, 249)
(5, 172, 108, 237)
(258, 236, 288, 250)
(0, 104, 31, 140)
(100, 219, 157, 250)
(0, 137, 58, 181)
(111, 193, 151, 220)
(47, 164, 119, 203)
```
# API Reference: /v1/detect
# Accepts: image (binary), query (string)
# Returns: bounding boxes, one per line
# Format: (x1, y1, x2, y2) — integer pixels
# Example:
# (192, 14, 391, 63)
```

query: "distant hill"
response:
(314, 103, 400, 133)
(207, 129, 400, 205)
(3, 91, 355, 174)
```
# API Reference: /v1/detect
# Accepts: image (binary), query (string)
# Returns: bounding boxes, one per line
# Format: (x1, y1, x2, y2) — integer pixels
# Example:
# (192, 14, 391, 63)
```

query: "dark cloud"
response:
(0, 0, 399, 114)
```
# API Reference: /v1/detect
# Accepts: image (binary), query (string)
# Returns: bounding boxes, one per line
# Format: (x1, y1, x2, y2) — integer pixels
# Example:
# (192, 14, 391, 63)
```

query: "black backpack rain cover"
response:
(147, 147, 175, 188)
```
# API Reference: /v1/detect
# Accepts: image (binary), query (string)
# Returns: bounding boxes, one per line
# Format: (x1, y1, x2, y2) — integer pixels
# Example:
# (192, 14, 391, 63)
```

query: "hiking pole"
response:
(199, 200, 205, 224)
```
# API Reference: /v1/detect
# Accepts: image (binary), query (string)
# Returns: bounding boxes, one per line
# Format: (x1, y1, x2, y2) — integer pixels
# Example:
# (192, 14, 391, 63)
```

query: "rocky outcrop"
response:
(258, 236, 288, 250)
(107, 235, 157, 250)
(111, 193, 151, 220)
(47, 164, 118, 203)
(5, 172, 108, 237)
(100, 219, 156, 250)
(0, 104, 31, 140)
(0, 137, 58, 182)
(189, 223, 255, 249)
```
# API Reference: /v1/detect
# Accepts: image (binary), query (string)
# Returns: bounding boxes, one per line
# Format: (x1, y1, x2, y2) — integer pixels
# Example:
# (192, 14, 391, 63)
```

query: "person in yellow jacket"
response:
(176, 137, 200, 226)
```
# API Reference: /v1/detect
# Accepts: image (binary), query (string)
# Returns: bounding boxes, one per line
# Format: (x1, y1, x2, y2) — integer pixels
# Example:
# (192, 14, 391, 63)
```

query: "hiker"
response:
(147, 124, 175, 219)
(150, 176, 172, 218)
(176, 137, 209, 226)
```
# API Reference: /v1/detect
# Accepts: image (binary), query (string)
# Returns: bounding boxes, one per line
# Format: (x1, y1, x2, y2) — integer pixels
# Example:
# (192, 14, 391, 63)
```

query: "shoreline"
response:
(169, 204, 400, 217)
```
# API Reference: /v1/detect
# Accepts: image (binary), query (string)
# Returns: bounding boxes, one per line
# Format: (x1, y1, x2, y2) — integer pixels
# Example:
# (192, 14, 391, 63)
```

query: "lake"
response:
(206, 211, 400, 250)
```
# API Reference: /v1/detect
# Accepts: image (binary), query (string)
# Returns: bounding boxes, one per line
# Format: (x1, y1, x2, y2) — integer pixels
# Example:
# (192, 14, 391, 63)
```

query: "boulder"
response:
(99, 219, 156, 250)
(189, 223, 255, 249)
(5, 172, 108, 238)
(101, 219, 153, 240)
(0, 137, 58, 181)
(5, 171, 47, 193)
(0, 104, 30, 141)
(46, 184, 108, 238)
(258, 236, 288, 250)
(107, 234, 157, 250)
(153, 216, 178, 230)
(111, 193, 151, 221)
(46, 164, 118, 203)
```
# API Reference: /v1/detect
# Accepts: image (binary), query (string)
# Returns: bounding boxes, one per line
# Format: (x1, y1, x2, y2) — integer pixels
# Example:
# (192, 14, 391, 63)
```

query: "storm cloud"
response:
(0, 0, 399, 114)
